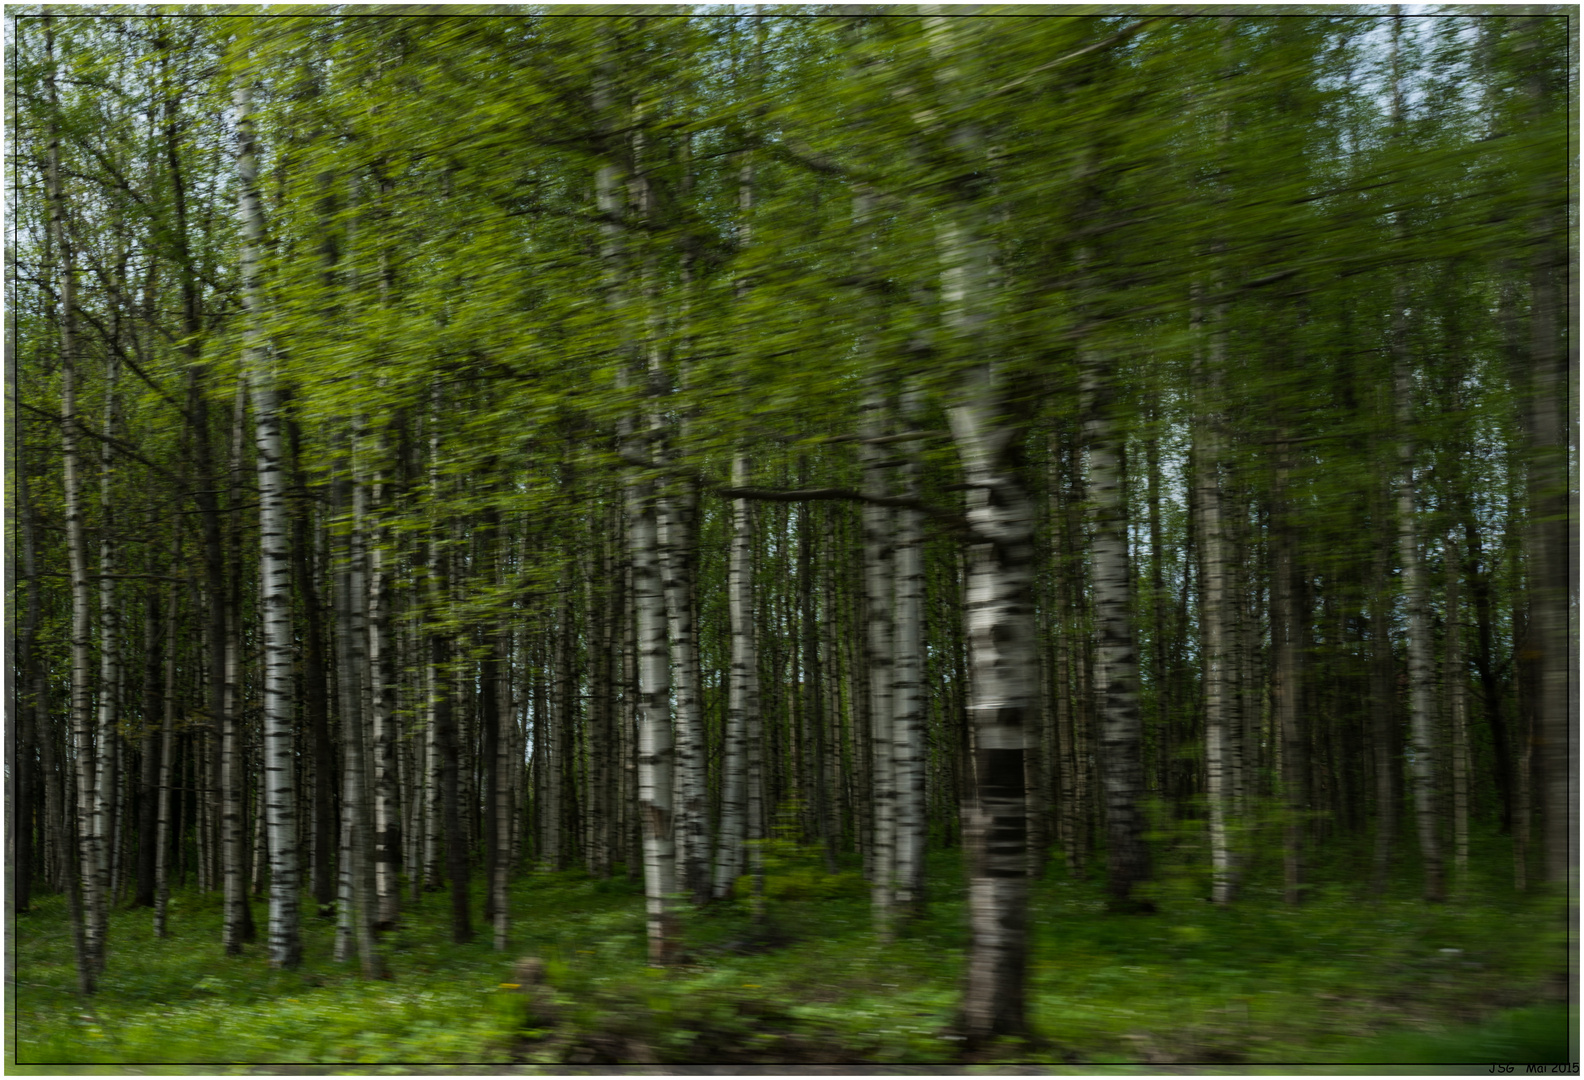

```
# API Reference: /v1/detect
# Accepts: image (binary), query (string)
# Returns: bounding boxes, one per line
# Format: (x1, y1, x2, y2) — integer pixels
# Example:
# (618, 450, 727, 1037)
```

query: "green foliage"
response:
(12, 841, 1568, 1070)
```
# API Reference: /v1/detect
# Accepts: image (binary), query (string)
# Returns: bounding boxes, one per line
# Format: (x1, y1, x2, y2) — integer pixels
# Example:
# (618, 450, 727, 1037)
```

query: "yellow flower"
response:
(498, 983, 521, 990)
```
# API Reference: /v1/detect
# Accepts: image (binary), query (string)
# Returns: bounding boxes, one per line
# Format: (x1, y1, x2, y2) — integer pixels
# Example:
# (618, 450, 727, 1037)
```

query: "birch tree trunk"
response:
(1193, 284, 1235, 905)
(368, 474, 399, 931)
(1393, 304, 1444, 905)
(1445, 534, 1470, 890)
(234, 74, 303, 966)
(48, 17, 101, 989)
(95, 355, 123, 953)
(1368, 495, 1398, 899)
(715, 453, 758, 900)
(924, 12, 1034, 1040)
(613, 119, 682, 960)
(334, 456, 388, 974)
(662, 464, 708, 902)
(629, 421, 678, 963)
(860, 381, 897, 935)
(153, 583, 179, 938)
(1082, 342, 1153, 912)
(893, 383, 928, 913)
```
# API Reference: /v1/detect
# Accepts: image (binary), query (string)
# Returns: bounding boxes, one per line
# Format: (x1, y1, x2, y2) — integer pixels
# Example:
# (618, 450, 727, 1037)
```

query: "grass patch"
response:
(9, 831, 1572, 1069)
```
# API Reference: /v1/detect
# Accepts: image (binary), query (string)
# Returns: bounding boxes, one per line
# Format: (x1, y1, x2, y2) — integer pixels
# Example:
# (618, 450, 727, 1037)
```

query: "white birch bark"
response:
(333, 457, 385, 975)
(1082, 339, 1152, 911)
(367, 480, 399, 929)
(1192, 285, 1234, 905)
(893, 383, 927, 912)
(661, 472, 707, 901)
(1389, 12, 1443, 904)
(93, 350, 122, 958)
(1394, 355, 1444, 903)
(715, 453, 758, 899)
(233, 75, 302, 967)
(657, 134, 707, 903)
(47, 21, 101, 983)
(924, 12, 1033, 1040)
(860, 381, 897, 935)
(629, 441, 678, 962)
(614, 115, 682, 957)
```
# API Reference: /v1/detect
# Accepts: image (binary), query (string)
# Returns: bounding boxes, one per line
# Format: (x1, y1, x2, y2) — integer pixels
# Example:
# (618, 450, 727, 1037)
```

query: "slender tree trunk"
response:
(135, 589, 162, 909)
(1445, 534, 1470, 891)
(234, 74, 302, 964)
(628, 417, 679, 963)
(715, 453, 759, 900)
(1392, 293, 1444, 904)
(368, 475, 399, 931)
(334, 456, 388, 974)
(491, 629, 512, 951)
(434, 619, 472, 946)
(1369, 494, 1398, 898)
(1272, 456, 1306, 907)
(15, 428, 44, 919)
(153, 581, 179, 938)
(893, 384, 927, 913)
(1193, 284, 1235, 904)
(662, 464, 709, 902)
(1083, 342, 1153, 912)
(287, 420, 335, 916)
(860, 381, 897, 935)
(49, 18, 101, 990)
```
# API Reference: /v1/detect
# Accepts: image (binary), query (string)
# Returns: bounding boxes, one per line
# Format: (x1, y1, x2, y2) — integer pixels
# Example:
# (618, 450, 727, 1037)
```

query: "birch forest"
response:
(9, 7, 1576, 1068)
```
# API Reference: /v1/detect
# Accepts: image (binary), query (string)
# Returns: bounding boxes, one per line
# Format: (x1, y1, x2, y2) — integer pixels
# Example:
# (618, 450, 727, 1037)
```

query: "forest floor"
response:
(8, 830, 1575, 1075)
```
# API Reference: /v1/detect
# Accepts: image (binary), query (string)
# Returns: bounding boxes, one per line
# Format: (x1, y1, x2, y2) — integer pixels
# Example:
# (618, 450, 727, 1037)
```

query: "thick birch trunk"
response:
(925, 13, 1033, 1040)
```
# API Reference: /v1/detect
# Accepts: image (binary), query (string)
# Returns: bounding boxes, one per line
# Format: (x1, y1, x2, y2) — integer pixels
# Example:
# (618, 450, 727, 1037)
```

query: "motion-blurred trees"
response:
(9, 6, 1574, 1044)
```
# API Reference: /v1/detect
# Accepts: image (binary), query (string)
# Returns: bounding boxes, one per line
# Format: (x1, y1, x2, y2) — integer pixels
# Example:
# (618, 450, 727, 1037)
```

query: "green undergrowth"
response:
(9, 832, 1573, 1072)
